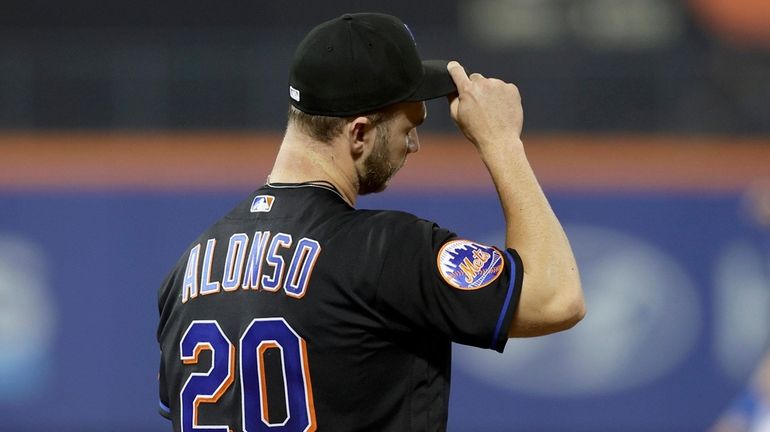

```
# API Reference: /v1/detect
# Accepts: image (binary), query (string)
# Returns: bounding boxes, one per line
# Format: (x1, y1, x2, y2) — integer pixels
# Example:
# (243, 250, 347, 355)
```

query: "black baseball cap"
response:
(288, 13, 457, 117)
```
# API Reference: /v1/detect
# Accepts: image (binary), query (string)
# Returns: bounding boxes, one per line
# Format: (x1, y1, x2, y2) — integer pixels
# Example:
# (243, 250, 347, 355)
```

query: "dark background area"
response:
(1, 0, 768, 133)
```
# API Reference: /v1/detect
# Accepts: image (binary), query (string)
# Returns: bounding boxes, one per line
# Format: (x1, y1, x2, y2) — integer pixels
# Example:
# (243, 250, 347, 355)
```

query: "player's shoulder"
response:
(163, 197, 248, 272)
(157, 197, 254, 302)
(351, 208, 432, 230)
(345, 208, 451, 245)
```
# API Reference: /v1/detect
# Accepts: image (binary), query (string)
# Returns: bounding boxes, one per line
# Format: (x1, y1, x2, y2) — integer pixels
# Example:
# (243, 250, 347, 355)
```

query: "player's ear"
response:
(347, 116, 373, 159)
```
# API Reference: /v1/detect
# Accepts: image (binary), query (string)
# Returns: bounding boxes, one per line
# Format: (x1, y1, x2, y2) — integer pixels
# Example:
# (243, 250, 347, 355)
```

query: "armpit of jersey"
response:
(158, 398, 171, 420)
(437, 239, 505, 290)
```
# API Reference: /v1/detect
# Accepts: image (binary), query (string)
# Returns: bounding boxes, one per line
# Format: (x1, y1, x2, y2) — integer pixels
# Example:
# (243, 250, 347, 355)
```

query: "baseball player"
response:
(157, 13, 584, 432)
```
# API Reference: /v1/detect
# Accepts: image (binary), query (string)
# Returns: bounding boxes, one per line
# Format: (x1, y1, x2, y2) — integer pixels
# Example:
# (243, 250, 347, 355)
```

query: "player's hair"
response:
(287, 105, 393, 143)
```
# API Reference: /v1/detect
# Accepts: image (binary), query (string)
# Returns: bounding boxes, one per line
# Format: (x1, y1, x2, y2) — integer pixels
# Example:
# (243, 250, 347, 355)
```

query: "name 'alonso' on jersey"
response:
(157, 182, 524, 432)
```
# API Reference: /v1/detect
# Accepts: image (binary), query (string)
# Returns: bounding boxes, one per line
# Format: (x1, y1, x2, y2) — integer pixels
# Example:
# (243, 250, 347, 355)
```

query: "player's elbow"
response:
(549, 282, 585, 331)
(509, 272, 585, 337)
(533, 272, 584, 330)
(537, 261, 585, 331)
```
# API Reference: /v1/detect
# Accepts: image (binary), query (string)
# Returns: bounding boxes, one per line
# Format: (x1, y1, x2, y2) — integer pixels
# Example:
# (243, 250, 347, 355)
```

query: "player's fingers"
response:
(447, 61, 471, 90)
(469, 72, 485, 81)
(447, 92, 460, 119)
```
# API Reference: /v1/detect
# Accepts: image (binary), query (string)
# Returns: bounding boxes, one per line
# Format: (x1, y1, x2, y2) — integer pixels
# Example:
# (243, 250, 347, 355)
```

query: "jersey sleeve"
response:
(372, 214, 523, 353)
(158, 354, 172, 420)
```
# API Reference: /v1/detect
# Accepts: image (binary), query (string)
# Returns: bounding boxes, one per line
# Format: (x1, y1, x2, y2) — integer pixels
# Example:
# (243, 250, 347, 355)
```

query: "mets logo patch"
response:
(437, 240, 504, 290)
(250, 195, 275, 213)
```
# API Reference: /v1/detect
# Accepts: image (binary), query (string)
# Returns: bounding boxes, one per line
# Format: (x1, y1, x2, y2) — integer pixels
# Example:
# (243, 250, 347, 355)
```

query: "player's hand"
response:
(446, 61, 524, 152)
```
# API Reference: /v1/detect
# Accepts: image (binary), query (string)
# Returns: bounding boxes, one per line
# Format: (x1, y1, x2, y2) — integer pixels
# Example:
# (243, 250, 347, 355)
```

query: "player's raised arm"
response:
(447, 61, 585, 337)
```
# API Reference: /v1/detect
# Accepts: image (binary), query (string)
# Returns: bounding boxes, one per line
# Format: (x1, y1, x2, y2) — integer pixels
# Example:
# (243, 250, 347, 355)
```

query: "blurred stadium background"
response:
(1, 0, 769, 431)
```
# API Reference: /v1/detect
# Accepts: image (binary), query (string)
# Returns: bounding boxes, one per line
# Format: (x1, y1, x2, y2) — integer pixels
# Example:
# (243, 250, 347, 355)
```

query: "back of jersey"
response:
(157, 182, 521, 432)
(158, 183, 350, 432)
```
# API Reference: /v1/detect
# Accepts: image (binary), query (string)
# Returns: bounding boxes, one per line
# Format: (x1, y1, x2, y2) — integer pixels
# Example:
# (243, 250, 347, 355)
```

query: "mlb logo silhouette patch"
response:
(437, 240, 504, 290)
(250, 195, 275, 213)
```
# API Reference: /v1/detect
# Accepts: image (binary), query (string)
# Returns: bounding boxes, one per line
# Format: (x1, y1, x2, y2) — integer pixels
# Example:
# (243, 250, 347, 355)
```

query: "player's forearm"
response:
(443, 60, 584, 336)
(479, 138, 585, 337)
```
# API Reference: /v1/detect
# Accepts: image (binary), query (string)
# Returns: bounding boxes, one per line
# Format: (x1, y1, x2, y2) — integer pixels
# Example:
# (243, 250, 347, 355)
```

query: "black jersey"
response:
(157, 182, 523, 432)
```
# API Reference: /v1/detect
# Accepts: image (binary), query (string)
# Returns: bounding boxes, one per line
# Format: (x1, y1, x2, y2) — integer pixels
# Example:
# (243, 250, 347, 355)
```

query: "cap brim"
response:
(405, 59, 458, 102)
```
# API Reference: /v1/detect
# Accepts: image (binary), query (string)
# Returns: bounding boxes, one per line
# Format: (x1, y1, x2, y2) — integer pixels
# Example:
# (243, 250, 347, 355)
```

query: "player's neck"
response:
(270, 128, 359, 206)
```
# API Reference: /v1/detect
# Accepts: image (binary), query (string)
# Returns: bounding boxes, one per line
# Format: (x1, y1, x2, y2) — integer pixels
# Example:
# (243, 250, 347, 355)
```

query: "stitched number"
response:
(241, 318, 315, 431)
(179, 319, 315, 432)
(180, 321, 236, 432)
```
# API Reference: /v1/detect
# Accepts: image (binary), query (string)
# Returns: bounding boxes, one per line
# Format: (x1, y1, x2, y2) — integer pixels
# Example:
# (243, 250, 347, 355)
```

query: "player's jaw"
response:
(358, 122, 401, 195)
